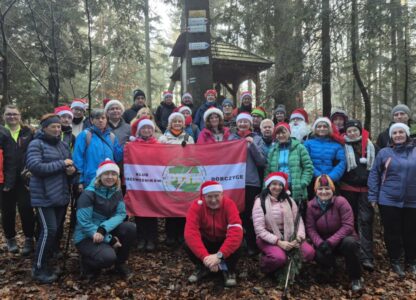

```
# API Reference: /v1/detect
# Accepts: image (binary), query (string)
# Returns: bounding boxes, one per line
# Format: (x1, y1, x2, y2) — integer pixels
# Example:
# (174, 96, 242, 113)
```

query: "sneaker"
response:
(22, 237, 34, 256)
(391, 261, 405, 278)
(114, 263, 133, 280)
(351, 279, 363, 292)
(32, 267, 58, 284)
(188, 266, 210, 283)
(6, 238, 19, 254)
(362, 260, 374, 272)
(145, 240, 156, 252)
(137, 239, 146, 251)
(224, 272, 237, 287)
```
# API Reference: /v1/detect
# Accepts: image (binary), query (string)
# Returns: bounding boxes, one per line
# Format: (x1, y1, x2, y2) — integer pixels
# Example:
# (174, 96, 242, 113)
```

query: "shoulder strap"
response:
(261, 197, 266, 215)
(184, 133, 189, 143)
(109, 132, 115, 145)
(86, 130, 92, 147)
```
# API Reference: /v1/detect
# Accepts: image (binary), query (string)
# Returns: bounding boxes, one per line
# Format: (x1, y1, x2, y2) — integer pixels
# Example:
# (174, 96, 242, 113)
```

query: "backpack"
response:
(85, 129, 115, 150)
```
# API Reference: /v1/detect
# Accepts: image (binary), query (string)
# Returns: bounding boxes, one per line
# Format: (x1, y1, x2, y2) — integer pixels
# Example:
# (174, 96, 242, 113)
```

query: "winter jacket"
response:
(0, 125, 8, 184)
(376, 120, 416, 149)
(122, 103, 145, 124)
(73, 126, 123, 185)
(3, 125, 34, 189)
(259, 137, 274, 158)
(197, 127, 231, 144)
(184, 196, 243, 260)
(72, 117, 92, 137)
(74, 181, 126, 244)
(223, 116, 237, 134)
(26, 131, 72, 207)
(252, 196, 305, 245)
(61, 126, 75, 150)
(108, 119, 131, 146)
(158, 130, 195, 145)
(265, 138, 313, 200)
(194, 102, 221, 130)
(304, 136, 346, 182)
(228, 133, 266, 187)
(306, 196, 357, 248)
(368, 142, 416, 208)
(155, 102, 176, 133)
(185, 124, 200, 142)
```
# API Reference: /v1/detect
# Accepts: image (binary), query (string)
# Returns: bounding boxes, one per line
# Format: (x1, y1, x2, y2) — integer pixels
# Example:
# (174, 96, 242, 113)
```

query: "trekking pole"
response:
(62, 184, 77, 273)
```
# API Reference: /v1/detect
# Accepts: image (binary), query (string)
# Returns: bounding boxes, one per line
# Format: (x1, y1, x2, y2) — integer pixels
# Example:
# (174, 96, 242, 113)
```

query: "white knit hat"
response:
(168, 112, 185, 124)
(96, 158, 120, 177)
(389, 123, 410, 138)
(203, 107, 224, 122)
(312, 117, 332, 133)
(70, 100, 86, 111)
(104, 99, 125, 114)
(236, 112, 253, 124)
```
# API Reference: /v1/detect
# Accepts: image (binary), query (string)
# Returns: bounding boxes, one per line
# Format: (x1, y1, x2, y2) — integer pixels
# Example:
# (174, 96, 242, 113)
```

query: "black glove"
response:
(318, 241, 332, 256)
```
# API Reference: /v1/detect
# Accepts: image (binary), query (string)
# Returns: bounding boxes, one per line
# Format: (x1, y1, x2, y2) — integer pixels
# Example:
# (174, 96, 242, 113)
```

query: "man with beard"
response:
(289, 108, 311, 142)
(123, 89, 147, 124)
(71, 99, 91, 137)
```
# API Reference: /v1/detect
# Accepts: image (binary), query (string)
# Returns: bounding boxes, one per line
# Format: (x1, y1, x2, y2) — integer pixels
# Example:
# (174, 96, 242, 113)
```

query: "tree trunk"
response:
(390, 0, 398, 106)
(144, 0, 152, 108)
(85, 0, 93, 112)
(321, 0, 331, 117)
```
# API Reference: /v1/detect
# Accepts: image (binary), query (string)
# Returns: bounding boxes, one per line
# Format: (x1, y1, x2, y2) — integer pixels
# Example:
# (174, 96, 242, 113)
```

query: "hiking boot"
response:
(391, 260, 405, 278)
(6, 238, 19, 254)
(145, 240, 156, 252)
(137, 239, 146, 251)
(114, 263, 133, 279)
(165, 236, 176, 247)
(32, 267, 58, 284)
(223, 272, 237, 287)
(22, 237, 34, 256)
(188, 266, 210, 283)
(351, 279, 363, 292)
(362, 260, 374, 272)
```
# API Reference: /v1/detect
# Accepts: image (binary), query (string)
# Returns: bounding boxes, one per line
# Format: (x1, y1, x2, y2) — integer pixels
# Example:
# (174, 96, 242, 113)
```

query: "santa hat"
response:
(204, 89, 217, 98)
(168, 112, 185, 125)
(389, 123, 410, 138)
(251, 107, 267, 119)
(178, 105, 192, 115)
(96, 158, 120, 178)
(314, 175, 335, 192)
(131, 116, 155, 137)
(182, 93, 193, 102)
(163, 90, 173, 99)
(274, 122, 291, 133)
(102, 98, 111, 107)
(240, 91, 252, 102)
(104, 99, 125, 114)
(290, 108, 309, 123)
(70, 99, 87, 111)
(264, 172, 289, 191)
(198, 181, 223, 204)
(236, 112, 253, 124)
(312, 117, 333, 133)
(54, 106, 73, 119)
(204, 106, 224, 122)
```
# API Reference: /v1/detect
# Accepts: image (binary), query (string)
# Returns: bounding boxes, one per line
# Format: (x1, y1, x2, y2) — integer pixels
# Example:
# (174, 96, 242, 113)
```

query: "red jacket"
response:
(185, 196, 243, 260)
(197, 127, 231, 144)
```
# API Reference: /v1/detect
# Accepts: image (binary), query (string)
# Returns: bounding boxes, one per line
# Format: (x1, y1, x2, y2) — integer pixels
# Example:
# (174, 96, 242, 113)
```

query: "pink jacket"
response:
(197, 127, 231, 144)
(252, 196, 305, 245)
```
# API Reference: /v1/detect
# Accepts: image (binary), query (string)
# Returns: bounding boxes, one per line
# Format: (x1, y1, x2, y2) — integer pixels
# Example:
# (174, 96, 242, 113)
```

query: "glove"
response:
(318, 241, 332, 256)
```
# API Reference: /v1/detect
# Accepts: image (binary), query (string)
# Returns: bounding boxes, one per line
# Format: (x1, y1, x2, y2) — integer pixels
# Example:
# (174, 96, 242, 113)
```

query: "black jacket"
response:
(122, 104, 145, 124)
(155, 102, 176, 133)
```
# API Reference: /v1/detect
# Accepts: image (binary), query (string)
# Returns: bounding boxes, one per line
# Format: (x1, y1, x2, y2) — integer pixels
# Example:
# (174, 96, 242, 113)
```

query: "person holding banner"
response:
(197, 107, 231, 144)
(228, 112, 266, 256)
(252, 172, 315, 275)
(184, 181, 243, 287)
(159, 112, 194, 246)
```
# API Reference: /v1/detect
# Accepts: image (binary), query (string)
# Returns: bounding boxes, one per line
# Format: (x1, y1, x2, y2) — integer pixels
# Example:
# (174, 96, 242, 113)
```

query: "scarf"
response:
(316, 197, 331, 213)
(344, 130, 375, 171)
(264, 195, 295, 241)
(170, 129, 183, 137)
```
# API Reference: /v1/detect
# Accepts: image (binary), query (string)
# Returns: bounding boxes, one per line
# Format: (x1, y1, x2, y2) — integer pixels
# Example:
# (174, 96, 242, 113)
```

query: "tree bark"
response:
(85, 0, 93, 111)
(321, 0, 331, 117)
(144, 0, 152, 108)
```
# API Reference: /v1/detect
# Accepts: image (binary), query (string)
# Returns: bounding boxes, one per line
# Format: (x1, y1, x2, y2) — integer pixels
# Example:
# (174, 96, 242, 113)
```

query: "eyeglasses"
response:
(5, 113, 20, 117)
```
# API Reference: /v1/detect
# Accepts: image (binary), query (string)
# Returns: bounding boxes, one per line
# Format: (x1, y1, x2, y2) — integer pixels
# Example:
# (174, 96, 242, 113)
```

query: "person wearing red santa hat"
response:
(55, 106, 75, 150)
(104, 99, 130, 146)
(197, 106, 231, 144)
(70, 98, 91, 137)
(194, 89, 220, 130)
(184, 181, 243, 287)
(155, 90, 177, 133)
(252, 172, 315, 275)
(289, 108, 311, 142)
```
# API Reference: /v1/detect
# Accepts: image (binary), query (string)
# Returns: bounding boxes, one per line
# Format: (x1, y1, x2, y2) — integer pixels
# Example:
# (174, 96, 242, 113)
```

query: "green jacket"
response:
(265, 138, 313, 201)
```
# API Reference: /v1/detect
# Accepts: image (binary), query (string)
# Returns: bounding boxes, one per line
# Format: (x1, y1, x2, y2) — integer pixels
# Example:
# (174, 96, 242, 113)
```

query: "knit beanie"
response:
(314, 175, 335, 192)
(391, 104, 411, 119)
(222, 98, 233, 107)
(96, 158, 120, 177)
(40, 115, 61, 128)
(240, 91, 252, 103)
(204, 107, 224, 122)
(274, 104, 286, 115)
(104, 99, 125, 114)
(312, 117, 333, 134)
(133, 89, 146, 102)
(330, 108, 349, 122)
(345, 119, 362, 134)
(389, 123, 410, 138)
(251, 107, 267, 119)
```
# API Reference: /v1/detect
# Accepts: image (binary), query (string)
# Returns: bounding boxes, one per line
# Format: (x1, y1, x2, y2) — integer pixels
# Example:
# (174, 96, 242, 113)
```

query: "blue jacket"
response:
(73, 126, 123, 185)
(74, 180, 127, 244)
(304, 136, 346, 182)
(228, 133, 266, 187)
(26, 131, 72, 207)
(194, 101, 220, 130)
(368, 143, 416, 208)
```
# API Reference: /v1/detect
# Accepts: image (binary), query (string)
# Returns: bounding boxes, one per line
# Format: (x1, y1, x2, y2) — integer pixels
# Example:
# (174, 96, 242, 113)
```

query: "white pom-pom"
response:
(197, 200, 203, 205)
(286, 190, 291, 196)
(129, 136, 136, 142)
(359, 157, 367, 164)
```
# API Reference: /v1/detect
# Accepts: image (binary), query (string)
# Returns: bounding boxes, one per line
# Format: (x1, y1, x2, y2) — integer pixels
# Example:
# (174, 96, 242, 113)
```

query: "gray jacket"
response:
(109, 119, 131, 146)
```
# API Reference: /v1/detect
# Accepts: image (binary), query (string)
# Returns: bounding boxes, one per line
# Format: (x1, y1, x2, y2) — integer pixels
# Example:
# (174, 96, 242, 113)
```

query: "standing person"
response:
(2, 105, 35, 255)
(73, 109, 123, 192)
(273, 104, 288, 124)
(306, 175, 363, 292)
(184, 181, 243, 287)
(131, 107, 163, 138)
(252, 172, 315, 275)
(233, 91, 253, 116)
(74, 159, 136, 279)
(368, 123, 416, 277)
(127, 117, 159, 251)
(197, 107, 231, 144)
(251, 107, 267, 136)
(221, 99, 237, 133)
(228, 112, 266, 255)
(259, 119, 275, 158)
(70, 99, 90, 137)
(155, 90, 177, 133)
(181, 92, 195, 116)
(289, 108, 311, 142)
(339, 120, 376, 271)
(266, 122, 313, 202)
(158, 112, 194, 246)
(104, 99, 130, 146)
(330, 108, 349, 135)
(123, 89, 147, 124)
(54, 106, 75, 149)
(376, 104, 416, 149)
(177, 106, 200, 142)
(26, 114, 75, 283)
(194, 89, 220, 130)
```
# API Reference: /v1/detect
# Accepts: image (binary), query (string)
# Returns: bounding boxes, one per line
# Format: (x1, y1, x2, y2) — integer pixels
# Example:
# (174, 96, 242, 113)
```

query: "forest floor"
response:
(0, 218, 415, 300)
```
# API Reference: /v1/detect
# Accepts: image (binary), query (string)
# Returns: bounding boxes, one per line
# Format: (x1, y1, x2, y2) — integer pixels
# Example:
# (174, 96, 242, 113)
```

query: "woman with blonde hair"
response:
(131, 107, 163, 138)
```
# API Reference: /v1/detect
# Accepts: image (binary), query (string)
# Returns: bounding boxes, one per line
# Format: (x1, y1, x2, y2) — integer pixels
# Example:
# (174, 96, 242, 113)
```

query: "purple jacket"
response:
(306, 196, 357, 248)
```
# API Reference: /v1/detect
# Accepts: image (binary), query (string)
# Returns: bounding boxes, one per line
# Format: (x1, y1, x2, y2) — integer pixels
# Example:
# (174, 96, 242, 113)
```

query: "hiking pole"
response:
(282, 257, 293, 300)
(62, 184, 77, 273)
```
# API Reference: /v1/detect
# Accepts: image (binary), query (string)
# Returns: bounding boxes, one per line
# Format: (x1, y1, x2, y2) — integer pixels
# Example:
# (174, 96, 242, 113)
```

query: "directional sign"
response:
(188, 25, 207, 33)
(189, 42, 210, 51)
(189, 10, 206, 18)
(191, 56, 209, 66)
(188, 17, 208, 26)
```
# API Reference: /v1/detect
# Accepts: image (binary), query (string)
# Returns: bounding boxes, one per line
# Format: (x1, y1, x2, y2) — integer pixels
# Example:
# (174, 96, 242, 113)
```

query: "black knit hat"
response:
(133, 89, 146, 102)
(345, 119, 362, 134)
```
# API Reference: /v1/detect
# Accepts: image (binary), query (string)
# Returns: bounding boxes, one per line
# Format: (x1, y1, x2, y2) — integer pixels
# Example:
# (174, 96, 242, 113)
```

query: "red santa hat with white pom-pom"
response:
(96, 158, 120, 177)
(197, 181, 224, 205)
(264, 172, 290, 194)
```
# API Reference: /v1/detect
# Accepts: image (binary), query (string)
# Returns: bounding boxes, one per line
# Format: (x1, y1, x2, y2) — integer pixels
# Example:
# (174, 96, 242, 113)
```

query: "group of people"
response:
(0, 88, 415, 293)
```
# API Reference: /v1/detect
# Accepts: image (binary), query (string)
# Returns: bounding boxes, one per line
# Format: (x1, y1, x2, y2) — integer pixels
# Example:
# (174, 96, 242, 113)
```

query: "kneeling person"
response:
(74, 159, 136, 279)
(185, 181, 243, 287)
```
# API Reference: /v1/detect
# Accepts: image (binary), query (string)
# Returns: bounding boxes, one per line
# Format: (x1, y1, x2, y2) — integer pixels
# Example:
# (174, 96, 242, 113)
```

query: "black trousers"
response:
(76, 222, 136, 270)
(379, 205, 416, 263)
(241, 186, 261, 250)
(185, 239, 241, 272)
(1, 179, 35, 239)
(340, 190, 374, 262)
(165, 217, 185, 240)
(135, 217, 158, 242)
(315, 236, 362, 280)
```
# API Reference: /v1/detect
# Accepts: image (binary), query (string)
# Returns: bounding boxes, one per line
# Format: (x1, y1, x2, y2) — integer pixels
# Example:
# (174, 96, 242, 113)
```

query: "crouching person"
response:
(184, 181, 243, 287)
(253, 172, 315, 276)
(74, 159, 136, 279)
